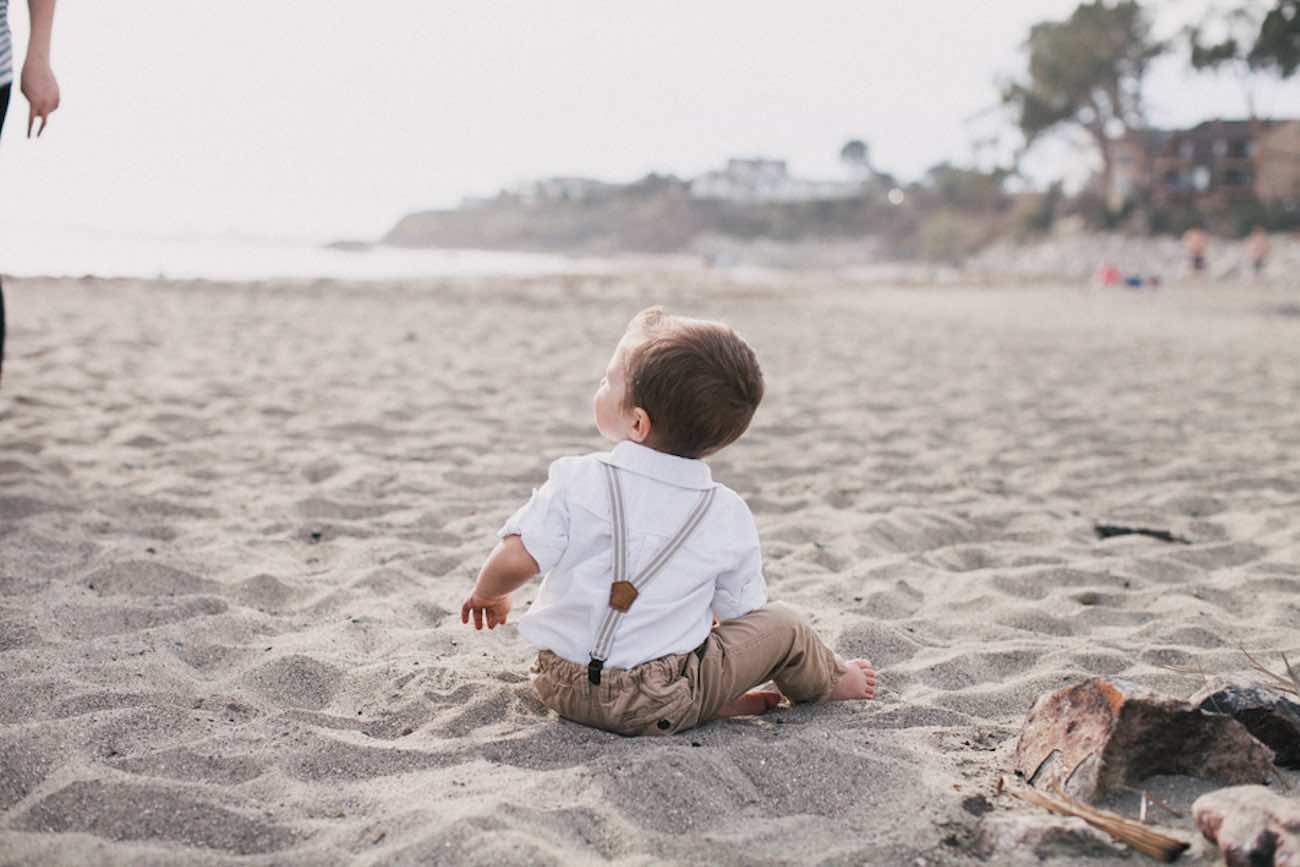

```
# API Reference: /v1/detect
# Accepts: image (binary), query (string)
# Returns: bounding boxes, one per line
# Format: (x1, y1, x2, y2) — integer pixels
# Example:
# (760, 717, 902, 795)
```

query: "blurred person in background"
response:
(1183, 225, 1209, 276)
(1247, 226, 1270, 278)
(0, 0, 61, 387)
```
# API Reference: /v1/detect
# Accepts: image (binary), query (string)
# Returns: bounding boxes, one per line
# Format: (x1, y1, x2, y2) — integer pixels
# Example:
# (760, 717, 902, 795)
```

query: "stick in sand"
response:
(998, 776, 1190, 863)
(1120, 785, 1184, 819)
(1239, 646, 1300, 698)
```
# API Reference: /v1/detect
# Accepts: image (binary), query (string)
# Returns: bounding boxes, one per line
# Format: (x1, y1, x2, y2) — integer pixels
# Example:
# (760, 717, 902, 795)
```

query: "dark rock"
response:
(1193, 785, 1300, 867)
(1015, 678, 1275, 802)
(1194, 686, 1300, 768)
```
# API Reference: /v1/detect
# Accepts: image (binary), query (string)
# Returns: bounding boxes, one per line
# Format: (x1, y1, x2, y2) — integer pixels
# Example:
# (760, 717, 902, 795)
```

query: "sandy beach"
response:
(1, 269, 1298, 865)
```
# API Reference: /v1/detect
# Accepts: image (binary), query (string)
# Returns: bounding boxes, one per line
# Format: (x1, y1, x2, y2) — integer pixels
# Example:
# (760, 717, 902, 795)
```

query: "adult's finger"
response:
(26, 109, 49, 138)
(473, 607, 484, 630)
(461, 601, 471, 624)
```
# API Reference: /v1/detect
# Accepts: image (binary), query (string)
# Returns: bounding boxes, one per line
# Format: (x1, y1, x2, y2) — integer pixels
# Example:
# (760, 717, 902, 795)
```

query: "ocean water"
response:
(0, 224, 604, 281)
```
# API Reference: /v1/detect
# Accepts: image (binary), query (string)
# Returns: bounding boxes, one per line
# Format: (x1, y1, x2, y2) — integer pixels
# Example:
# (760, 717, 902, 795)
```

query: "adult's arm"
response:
(21, 0, 59, 137)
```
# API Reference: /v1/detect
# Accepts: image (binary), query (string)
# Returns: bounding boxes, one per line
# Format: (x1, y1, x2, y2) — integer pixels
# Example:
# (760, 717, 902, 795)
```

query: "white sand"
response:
(1, 271, 1298, 865)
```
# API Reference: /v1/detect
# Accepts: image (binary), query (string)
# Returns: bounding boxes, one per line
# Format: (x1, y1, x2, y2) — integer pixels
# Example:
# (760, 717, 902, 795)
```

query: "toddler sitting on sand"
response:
(460, 307, 876, 736)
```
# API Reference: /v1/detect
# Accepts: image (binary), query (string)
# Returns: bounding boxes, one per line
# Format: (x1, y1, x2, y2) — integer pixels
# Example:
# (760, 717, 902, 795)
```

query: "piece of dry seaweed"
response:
(1094, 524, 1191, 544)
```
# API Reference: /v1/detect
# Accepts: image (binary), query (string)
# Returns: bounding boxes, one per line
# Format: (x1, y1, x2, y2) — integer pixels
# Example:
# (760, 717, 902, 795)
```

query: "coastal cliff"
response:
(382, 178, 907, 255)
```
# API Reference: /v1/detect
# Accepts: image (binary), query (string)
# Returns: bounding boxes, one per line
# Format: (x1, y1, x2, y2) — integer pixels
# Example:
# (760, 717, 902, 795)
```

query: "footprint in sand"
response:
(17, 780, 298, 855)
(243, 655, 343, 711)
(83, 561, 218, 597)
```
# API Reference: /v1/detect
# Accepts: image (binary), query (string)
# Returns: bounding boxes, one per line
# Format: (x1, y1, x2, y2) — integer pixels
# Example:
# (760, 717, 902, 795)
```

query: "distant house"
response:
(509, 176, 616, 205)
(690, 157, 864, 203)
(458, 195, 498, 210)
(1111, 119, 1300, 209)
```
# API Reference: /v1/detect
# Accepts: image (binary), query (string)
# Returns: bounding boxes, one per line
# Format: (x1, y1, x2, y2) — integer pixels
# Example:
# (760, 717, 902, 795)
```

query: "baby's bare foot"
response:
(717, 689, 784, 718)
(828, 659, 877, 701)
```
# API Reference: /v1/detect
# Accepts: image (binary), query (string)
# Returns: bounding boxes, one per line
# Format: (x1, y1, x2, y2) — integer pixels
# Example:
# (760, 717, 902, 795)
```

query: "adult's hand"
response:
(21, 59, 59, 137)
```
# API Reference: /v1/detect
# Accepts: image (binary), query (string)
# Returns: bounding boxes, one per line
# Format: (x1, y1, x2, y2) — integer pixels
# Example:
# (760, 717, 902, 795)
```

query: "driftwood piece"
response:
(1015, 678, 1275, 802)
(999, 776, 1190, 862)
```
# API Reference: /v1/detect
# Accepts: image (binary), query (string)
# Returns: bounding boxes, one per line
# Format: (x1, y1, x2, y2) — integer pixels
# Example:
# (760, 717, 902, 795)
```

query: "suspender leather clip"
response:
(609, 580, 638, 612)
(588, 658, 604, 686)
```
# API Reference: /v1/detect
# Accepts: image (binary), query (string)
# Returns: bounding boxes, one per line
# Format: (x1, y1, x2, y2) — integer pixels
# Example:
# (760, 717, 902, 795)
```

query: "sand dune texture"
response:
(1, 272, 1298, 866)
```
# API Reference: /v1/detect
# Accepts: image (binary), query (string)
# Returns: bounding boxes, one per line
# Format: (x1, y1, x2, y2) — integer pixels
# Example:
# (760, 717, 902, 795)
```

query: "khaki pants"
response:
(530, 603, 848, 737)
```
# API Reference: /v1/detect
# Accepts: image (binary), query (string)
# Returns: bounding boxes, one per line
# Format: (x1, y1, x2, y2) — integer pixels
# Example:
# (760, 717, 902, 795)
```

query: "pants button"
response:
(657, 719, 671, 731)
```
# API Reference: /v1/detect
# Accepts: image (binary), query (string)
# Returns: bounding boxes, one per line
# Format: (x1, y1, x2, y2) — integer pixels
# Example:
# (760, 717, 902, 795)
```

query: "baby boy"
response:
(461, 307, 876, 736)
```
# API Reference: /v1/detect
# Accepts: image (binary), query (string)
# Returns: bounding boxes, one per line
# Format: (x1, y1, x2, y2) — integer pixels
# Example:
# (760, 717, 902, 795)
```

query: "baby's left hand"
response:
(460, 590, 512, 630)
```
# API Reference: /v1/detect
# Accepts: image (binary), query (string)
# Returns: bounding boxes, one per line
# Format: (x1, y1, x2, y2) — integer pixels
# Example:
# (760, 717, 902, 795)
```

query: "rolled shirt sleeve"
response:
(497, 458, 574, 576)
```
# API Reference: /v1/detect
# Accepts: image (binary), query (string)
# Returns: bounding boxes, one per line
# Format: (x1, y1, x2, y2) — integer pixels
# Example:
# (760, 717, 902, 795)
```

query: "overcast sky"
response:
(0, 1, 1292, 243)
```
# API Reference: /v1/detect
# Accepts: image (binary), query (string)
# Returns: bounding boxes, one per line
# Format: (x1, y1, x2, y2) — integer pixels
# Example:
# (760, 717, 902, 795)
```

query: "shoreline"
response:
(5, 228, 1298, 288)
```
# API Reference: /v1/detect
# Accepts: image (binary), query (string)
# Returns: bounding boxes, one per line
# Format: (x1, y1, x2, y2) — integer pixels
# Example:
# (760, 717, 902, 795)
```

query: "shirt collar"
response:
(597, 441, 716, 490)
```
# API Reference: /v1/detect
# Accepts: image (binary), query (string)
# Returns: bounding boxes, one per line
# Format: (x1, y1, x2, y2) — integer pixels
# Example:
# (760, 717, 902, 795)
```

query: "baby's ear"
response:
(629, 407, 653, 443)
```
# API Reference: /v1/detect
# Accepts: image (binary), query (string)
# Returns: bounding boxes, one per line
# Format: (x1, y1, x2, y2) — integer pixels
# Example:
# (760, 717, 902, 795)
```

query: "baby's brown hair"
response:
(622, 307, 764, 458)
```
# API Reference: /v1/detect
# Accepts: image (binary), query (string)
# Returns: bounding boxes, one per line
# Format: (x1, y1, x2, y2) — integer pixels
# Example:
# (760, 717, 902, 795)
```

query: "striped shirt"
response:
(0, 0, 12, 88)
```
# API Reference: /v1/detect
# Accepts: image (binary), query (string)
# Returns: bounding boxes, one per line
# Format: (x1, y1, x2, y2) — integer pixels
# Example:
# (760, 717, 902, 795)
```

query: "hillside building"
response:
(690, 157, 864, 203)
(509, 176, 617, 205)
(1110, 118, 1300, 209)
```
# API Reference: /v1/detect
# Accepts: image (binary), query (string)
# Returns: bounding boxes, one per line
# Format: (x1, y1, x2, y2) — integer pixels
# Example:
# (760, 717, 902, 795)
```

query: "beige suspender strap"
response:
(589, 462, 715, 684)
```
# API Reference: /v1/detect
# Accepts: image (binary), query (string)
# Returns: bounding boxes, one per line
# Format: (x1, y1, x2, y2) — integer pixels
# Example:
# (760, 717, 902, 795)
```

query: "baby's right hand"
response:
(460, 590, 512, 630)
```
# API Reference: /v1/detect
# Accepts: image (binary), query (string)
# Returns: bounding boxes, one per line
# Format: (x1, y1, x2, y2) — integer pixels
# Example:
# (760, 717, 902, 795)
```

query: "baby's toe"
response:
(855, 660, 878, 697)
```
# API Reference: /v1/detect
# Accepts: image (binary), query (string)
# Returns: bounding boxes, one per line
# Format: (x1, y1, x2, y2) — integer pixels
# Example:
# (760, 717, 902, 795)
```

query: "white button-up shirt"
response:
(499, 441, 768, 670)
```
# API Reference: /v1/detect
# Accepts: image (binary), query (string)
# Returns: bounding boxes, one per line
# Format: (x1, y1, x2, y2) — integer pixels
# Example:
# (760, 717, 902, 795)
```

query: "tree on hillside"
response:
(924, 162, 1011, 212)
(1002, 1, 1165, 209)
(839, 139, 872, 176)
(1252, 0, 1300, 76)
(1188, 0, 1300, 94)
(1187, 4, 1271, 116)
